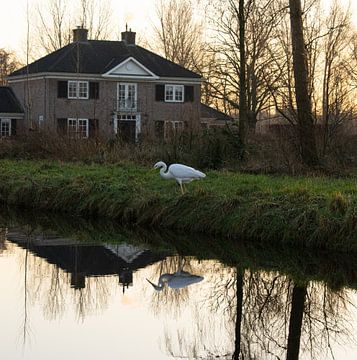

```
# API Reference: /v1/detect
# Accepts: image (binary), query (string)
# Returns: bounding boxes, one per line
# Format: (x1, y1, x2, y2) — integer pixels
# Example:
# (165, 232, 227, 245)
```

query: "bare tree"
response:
(35, 0, 72, 54)
(153, 0, 204, 71)
(320, 1, 353, 155)
(34, 0, 113, 55)
(77, 0, 112, 40)
(237, 0, 248, 154)
(289, 0, 319, 166)
(206, 0, 281, 156)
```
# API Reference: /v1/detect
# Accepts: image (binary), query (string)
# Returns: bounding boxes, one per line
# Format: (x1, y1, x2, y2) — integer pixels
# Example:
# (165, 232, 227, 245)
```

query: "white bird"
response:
(146, 270, 204, 291)
(154, 161, 206, 194)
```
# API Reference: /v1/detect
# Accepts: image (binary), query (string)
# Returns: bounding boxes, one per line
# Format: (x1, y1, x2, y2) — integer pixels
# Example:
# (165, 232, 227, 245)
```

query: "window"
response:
(58, 81, 99, 99)
(68, 81, 89, 99)
(0, 119, 11, 137)
(164, 120, 183, 139)
(117, 83, 137, 110)
(165, 85, 184, 102)
(67, 118, 88, 138)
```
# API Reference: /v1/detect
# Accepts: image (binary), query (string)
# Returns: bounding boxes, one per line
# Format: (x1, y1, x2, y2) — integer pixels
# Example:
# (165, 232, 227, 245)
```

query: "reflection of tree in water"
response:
(154, 260, 355, 360)
(19, 237, 112, 321)
(210, 269, 354, 359)
(148, 257, 233, 359)
(146, 255, 195, 318)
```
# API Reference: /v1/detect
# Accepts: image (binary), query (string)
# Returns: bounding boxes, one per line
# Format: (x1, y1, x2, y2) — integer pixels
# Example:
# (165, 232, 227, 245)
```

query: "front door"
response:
(115, 114, 141, 143)
(118, 120, 136, 143)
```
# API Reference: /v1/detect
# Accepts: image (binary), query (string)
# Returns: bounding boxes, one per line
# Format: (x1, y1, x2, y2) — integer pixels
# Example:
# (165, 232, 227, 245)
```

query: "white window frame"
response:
(67, 118, 89, 138)
(68, 81, 89, 99)
(165, 84, 184, 103)
(117, 83, 137, 110)
(0, 118, 11, 137)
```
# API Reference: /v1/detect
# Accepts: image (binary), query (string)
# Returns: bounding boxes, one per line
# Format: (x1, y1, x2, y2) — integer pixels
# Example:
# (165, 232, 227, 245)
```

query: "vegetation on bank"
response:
(2, 208, 357, 291)
(0, 159, 355, 251)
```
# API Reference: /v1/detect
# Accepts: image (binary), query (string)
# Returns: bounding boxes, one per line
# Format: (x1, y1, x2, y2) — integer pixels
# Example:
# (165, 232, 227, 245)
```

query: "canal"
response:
(0, 209, 356, 359)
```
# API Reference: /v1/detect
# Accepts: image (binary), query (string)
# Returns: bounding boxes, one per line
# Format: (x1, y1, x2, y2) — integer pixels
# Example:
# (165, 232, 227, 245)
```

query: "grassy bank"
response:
(0, 159, 356, 251)
(2, 208, 357, 290)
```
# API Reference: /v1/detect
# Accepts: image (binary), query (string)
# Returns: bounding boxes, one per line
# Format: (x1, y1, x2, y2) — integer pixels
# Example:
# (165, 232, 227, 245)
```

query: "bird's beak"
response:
(146, 278, 162, 291)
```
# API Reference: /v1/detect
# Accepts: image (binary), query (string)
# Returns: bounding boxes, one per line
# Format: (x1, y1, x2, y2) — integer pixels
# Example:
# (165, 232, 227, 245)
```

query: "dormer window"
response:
(165, 85, 184, 102)
(68, 81, 89, 99)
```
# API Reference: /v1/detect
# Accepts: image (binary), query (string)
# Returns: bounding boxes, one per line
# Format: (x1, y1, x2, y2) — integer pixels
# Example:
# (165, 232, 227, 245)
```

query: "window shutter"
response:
(11, 119, 17, 136)
(184, 86, 194, 102)
(89, 82, 99, 99)
(57, 118, 67, 135)
(89, 119, 99, 138)
(155, 85, 165, 101)
(57, 81, 68, 98)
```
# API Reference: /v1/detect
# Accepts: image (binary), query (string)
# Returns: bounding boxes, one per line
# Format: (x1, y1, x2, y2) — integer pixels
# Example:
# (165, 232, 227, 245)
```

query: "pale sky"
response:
(0, 0, 356, 61)
(0, 0, 157, 59)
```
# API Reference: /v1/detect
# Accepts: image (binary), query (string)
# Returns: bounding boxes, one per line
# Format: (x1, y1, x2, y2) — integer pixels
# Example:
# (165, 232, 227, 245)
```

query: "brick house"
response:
(5, 27, 207, 142)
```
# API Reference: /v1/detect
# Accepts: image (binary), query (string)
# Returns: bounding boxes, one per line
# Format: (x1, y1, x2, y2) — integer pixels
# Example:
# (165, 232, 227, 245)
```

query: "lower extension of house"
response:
(3, 27, 231, 142)
(0, 87, 24, 137)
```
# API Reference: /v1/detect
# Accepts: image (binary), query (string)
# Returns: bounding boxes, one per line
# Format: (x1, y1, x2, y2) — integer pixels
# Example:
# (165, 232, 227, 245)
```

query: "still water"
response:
(1, 211, 357, 360)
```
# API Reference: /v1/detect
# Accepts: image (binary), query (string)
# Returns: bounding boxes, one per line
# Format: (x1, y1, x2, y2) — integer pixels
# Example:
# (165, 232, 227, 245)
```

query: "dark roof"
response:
(8, 233, 171, 277)
(10, 40, 201, 79)
(201, 103, 233, 121)
(0, 86, 24, 113)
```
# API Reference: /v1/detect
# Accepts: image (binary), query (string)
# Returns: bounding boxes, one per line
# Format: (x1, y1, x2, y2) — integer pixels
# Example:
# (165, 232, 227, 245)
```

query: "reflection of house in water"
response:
(7, 230, 171, 292)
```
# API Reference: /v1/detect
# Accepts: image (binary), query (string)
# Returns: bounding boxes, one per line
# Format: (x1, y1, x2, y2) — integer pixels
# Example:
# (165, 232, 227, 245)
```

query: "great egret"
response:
(146, 270, 204, 291)
(154, 161, 206, 194)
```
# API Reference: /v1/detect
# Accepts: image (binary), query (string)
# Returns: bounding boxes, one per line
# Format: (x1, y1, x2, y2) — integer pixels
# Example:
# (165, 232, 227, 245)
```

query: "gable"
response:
(103, 57, 158, 79)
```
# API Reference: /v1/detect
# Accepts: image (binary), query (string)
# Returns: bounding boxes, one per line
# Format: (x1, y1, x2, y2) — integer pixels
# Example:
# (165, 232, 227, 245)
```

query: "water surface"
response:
(1, 211, 357, 359)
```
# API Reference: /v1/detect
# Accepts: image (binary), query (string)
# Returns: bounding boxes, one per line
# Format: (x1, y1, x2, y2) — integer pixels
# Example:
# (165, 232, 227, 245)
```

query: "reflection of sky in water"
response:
(1, 236, 357, 359)
(0, 241, 230, 360)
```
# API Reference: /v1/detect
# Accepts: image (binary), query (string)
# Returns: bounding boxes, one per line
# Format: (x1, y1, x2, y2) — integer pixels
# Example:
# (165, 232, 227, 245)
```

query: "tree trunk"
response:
(286, 284, 307, 360)
(238, 0, 247, 157)
(289, 0, 319, 167)
(233, 270, 244, 359)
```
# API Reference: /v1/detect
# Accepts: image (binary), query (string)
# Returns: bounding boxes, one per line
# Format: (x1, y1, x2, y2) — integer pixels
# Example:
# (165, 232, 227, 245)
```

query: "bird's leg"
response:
(180, 182, 184, 194)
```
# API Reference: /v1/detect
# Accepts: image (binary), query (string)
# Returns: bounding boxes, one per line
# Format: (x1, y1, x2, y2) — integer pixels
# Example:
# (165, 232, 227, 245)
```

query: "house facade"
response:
(6, 28, 203, 142)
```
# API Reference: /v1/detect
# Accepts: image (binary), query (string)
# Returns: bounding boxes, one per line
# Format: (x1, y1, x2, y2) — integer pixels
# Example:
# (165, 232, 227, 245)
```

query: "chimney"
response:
(121, 25, 136, 45)
(73, 26, 88, 42)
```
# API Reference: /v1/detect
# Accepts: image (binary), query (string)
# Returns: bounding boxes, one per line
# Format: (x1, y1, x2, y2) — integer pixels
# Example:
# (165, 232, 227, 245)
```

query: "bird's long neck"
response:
(147, 278, 165, 291)
(160, 166, 172, 180)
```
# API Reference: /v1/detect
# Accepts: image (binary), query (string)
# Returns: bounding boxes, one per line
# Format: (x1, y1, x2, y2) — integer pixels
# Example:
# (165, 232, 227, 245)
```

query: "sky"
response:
(0, 0, 356, 61)
(0, 0, 157, 59)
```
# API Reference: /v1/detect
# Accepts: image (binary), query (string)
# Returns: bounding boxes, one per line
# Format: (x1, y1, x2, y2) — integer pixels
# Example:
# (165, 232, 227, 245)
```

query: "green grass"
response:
(0, 159, 356, 251)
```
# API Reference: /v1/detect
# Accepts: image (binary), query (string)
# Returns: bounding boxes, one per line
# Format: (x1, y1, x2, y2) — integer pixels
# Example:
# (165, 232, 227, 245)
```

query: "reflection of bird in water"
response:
(154, 161, 206, 194)
(146, 270, 204, 291)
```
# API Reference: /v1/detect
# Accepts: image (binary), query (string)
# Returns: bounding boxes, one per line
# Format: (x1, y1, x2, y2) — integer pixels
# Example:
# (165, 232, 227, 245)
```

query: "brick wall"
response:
(9, 78, 201, 139)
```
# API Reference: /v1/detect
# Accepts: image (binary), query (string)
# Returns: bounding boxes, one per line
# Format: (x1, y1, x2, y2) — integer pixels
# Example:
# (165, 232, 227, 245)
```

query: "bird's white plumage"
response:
(154, 161, 206, 193)
(146, 270, 204, 291)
